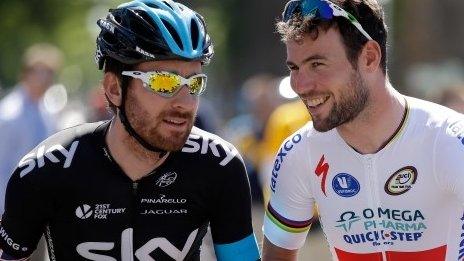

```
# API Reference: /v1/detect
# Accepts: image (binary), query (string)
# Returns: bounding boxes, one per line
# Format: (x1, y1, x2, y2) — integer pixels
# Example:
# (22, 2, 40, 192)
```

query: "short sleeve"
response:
(263, 133, 315, 250)
(0, 165, 48, 258)
(434, 118, 464, 204)
(209, 151, 260, 260)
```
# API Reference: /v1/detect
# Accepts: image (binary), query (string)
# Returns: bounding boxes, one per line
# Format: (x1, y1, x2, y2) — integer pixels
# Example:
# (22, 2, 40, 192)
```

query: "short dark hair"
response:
(277, 0, 387, 74)
(103, 58, 134, 114)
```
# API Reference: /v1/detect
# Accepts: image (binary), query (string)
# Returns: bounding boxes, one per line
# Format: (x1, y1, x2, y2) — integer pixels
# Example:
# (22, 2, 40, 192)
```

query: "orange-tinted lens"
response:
(148, 73, 181, 95)
(188, 76, 206, 95)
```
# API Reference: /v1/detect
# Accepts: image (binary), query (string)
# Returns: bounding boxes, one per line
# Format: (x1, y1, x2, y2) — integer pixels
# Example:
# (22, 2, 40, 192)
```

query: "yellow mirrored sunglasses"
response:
(122, 71, 207, 97)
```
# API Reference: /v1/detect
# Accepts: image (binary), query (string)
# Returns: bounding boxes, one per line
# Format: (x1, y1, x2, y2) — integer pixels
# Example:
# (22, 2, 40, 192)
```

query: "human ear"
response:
(360, 41, 382, 73)
(102, 72, 122, 107)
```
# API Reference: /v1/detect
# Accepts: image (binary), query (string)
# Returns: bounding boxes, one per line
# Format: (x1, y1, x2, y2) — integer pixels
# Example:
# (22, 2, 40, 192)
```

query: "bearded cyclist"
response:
(262, 0, 464, 260)
(0, 0, 260, 260)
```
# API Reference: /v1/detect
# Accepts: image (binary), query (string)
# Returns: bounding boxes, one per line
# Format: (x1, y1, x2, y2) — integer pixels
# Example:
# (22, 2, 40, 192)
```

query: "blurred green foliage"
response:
(0, 0, 232, 95)
(0, 0, 99, 90)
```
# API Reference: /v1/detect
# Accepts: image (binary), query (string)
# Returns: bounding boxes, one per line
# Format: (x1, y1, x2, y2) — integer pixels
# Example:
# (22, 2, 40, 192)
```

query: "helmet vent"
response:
(190, 20, 199, 50)
(114, 14, 122, 24)
(144, 2, 161, 9)
(161, 19, 183, 50)
(162, 1, 174, 11)
(103, 31, 118, 44)
(135, 10, 158, 32)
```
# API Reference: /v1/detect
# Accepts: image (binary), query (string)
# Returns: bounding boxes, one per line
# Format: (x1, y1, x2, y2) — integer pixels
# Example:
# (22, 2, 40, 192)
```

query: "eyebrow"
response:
(286, 54, 327, 68)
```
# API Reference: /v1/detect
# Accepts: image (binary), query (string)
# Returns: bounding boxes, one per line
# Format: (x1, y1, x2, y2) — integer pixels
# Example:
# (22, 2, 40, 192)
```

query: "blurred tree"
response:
(0, 0, 238, 105)
(0, 0, 97, 89)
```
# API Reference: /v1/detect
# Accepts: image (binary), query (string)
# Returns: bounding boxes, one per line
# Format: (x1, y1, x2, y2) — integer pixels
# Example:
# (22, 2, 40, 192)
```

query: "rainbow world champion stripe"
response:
(266, 203, 313, 233)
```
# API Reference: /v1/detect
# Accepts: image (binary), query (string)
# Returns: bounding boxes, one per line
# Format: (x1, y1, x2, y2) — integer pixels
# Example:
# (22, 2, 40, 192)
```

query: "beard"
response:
(309, 70, 369, 132)
(124, 91, 196, 152)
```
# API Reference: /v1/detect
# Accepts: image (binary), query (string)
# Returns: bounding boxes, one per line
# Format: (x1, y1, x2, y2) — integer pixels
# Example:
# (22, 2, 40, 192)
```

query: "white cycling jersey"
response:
(263, 96, 464, 261)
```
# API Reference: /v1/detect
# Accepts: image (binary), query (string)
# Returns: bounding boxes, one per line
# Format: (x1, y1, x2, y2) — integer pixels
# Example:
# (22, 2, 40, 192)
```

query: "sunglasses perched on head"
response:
(122, 71, 207, 97)
(282, 0, 373, 41)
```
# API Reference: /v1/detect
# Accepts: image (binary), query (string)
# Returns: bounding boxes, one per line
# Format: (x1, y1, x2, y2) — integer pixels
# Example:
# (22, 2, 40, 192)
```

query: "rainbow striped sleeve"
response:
(265, 203, 312, 233)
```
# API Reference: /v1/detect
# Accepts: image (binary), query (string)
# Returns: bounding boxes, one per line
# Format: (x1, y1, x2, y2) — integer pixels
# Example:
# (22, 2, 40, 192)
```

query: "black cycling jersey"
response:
(0, 121, 257, 260)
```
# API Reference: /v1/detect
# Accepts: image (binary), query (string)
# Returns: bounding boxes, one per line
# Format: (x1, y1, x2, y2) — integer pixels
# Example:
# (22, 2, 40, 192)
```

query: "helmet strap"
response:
(118, 85, 167, 158)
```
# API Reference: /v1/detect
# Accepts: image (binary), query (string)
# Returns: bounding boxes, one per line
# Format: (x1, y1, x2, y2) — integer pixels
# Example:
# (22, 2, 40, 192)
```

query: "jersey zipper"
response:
(129, 181, 139, 261)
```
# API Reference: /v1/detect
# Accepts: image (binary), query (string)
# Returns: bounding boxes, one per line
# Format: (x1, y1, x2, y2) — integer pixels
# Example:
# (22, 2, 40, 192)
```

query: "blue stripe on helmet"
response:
(118, 0, 203, 60)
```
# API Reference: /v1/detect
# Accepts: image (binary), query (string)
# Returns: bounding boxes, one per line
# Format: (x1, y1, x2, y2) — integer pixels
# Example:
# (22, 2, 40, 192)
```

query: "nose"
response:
(171, 85, 198, 112)
(291, 70, 316, 95)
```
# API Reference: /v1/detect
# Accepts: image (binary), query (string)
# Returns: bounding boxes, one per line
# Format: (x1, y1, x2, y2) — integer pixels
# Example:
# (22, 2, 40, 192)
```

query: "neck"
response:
(336, 81, 406, 154)
(105, 117, 169, 181)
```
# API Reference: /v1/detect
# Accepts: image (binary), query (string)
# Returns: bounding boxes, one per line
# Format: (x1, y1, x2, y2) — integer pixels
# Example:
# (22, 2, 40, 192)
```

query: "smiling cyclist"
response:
(0, 0, 260, 260)
(262, 0, 464, 260)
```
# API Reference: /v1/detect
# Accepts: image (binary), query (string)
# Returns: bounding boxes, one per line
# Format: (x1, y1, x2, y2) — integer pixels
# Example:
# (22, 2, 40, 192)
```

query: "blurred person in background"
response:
(0, 0, 260, 260)
(0, 43, 62, 261)
(258, 77, 311, 204)
(263, 0, 464, 260)
(433, 83, 464, 114)
(86, 84, 113, 122)
(224, 74, 284, 203)
(194, 96, 220, 134)
(0, 43, 63, 214)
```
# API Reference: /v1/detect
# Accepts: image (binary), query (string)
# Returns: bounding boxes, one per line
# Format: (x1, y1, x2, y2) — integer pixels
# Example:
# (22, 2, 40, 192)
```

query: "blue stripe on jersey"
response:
(213, 233, 260, 261)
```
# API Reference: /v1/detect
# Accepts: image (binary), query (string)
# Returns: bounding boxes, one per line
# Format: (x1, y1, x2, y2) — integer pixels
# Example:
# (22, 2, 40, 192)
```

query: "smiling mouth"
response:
(306, 95, 330, 108)
(163, 118, 187, 126)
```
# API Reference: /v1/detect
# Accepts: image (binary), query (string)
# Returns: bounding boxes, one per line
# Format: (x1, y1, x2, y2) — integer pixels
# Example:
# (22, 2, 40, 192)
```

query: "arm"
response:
(0, 160, 47, 260)
(0, 250, 31, 261)
(210, 149, 260, 261)
(262, 237, 297, 261)
(262, 131, 314, 257)
(435, 117, 464, 203)
(0, 218, 34, 261)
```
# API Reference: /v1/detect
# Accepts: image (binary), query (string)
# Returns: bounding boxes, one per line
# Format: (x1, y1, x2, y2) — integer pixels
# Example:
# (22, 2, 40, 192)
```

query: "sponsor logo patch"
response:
(0, 226, 28, 252)
(270, 133, 302, 193)
(182, 134, 239, 166)
(332, 173, 360, 197)
(314, 155, 329, 196)
(156, 172, 177, 187)
(75, 204, 125, 220)
(141, 194, 187, 204)
(76, 205, 93, 219)
(336, 211, 361, 232)
(77, 228, 199, 260)
(140, 209, 188, 215)
(448, 120, 464, 147)
(18, 141, 79, 177)
(135, 46, 156, 59)
(99, 20, 115, 33)
(385, 166, 417, 195)
(335, 208, 427, 247)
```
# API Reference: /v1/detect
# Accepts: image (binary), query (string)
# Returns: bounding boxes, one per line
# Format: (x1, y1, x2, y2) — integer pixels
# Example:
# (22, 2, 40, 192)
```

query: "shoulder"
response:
(406, 96, 464, 161)
(181, 126, 243, 167)
(407, 98, 464, 197)
(14, 121, 108, 178)
(406, 96, 462, 129)
(405, 96, 464, 141)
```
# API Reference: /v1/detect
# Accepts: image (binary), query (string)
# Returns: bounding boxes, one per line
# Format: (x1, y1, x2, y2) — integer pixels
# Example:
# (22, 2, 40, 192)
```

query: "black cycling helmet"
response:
(95, 0, 214, 70)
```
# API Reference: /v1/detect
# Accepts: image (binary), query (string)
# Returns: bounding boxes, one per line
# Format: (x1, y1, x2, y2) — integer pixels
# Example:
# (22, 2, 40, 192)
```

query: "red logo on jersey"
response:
(315, 155, 329, 196)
